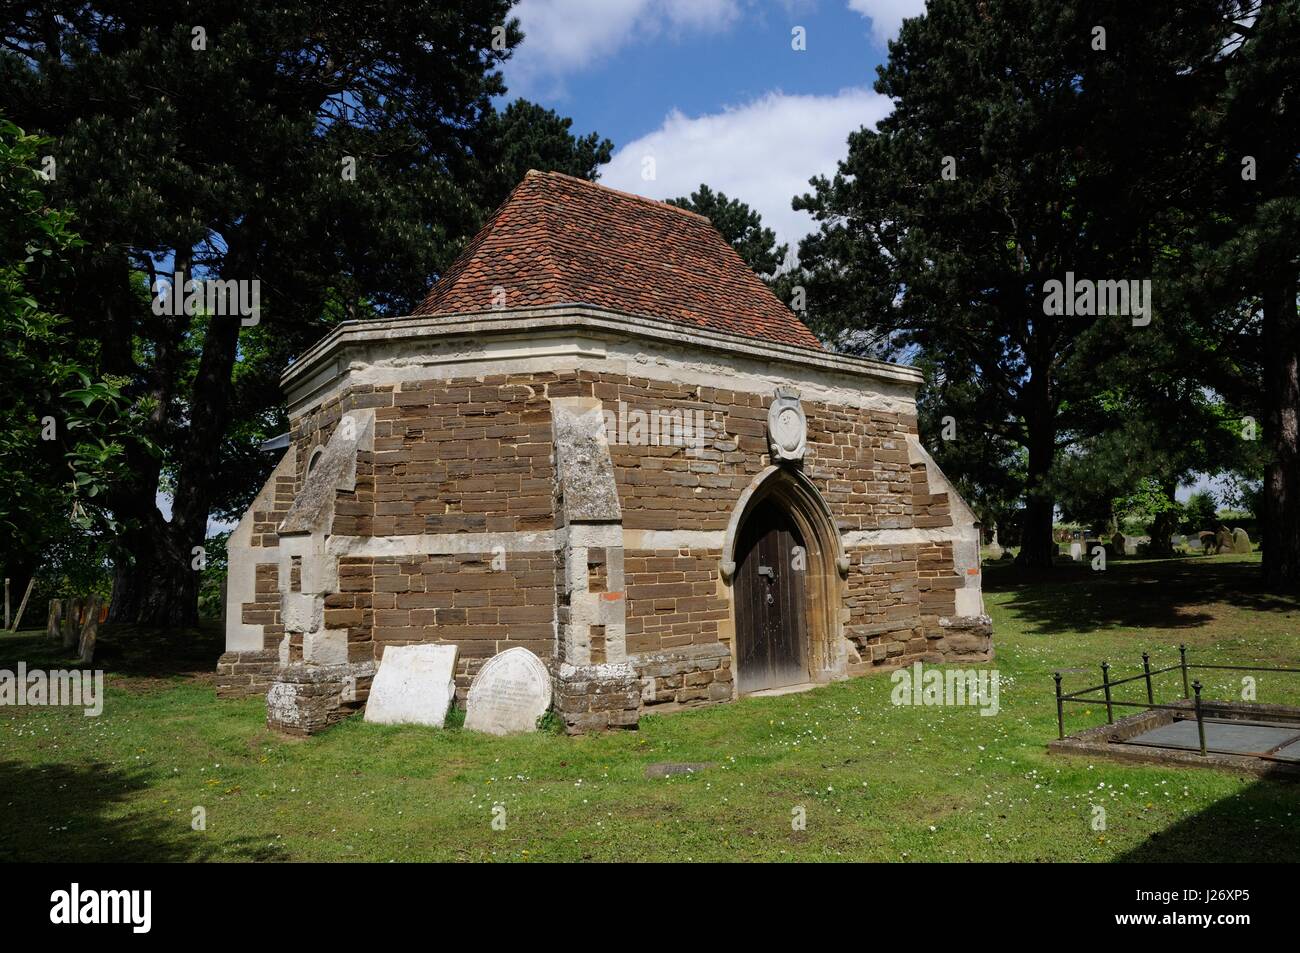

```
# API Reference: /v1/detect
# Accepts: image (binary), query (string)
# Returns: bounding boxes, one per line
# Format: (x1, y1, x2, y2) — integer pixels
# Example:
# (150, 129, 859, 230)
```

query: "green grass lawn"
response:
(2, 554, 1298, 862)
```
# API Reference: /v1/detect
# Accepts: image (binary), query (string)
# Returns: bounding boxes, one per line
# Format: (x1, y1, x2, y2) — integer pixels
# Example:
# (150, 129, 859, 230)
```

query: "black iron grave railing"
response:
(1053, 644, 1300, 758)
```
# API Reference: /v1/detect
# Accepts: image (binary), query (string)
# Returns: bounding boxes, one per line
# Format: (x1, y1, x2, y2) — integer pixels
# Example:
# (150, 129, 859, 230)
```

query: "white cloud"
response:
(506, 0, 742, 93)
(846, 0, 927, 45)
(600, 88, 893, 250)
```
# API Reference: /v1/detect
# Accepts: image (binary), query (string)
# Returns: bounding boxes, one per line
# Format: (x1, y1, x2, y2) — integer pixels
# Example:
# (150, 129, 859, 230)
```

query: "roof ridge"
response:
(529, 176, 569, 306)
(415, 171, 823, 351)
(524, 169, 713, 224)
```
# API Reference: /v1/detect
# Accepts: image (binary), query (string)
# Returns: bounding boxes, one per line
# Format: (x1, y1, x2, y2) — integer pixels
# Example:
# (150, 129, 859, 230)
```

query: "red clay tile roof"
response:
(412, 170, 823, 350)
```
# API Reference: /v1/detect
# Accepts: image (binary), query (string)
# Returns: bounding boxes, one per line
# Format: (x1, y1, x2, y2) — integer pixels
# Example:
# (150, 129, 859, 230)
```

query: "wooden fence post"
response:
(11, 576, 35, 631)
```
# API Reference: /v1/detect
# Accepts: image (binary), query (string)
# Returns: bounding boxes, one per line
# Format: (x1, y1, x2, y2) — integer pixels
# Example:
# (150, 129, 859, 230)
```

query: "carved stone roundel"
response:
(767, 388, 806, 462)
(773, 407, 802, 448)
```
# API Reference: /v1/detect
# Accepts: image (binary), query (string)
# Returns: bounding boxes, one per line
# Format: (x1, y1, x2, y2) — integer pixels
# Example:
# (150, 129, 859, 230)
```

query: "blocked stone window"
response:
(290, 556, 303, 593)
(590, 625, 607, 664)
(588, 548, 607, 594)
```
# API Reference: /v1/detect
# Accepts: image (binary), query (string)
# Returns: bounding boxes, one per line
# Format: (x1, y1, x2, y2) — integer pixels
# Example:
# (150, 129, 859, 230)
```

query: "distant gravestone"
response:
(464, 646, 552, 735)
(46, 599, 62, 641)
(1124, 536, 1140, 556)
(986, 528, 1003, 560)
(1111, 532, 1125, 555)
(61, 597, 82, 651)
(1232, 527, 1252, 554)
(1216, 526, 1233, 554)
(364, 643, 458, 727)
(1069, 541, 1083, 561)
(77, 596, 102, 664)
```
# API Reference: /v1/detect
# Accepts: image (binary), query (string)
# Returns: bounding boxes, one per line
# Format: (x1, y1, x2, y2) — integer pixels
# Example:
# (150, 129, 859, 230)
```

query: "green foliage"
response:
(1113, 477, 1183, 542)
(481, 100, 613, 203)
(535, 709, 565, 734)
(26, 531, 114, 615)
(794, 1, 1263, 566)
(197, 531, 230, 622)
(0, 119, 154, 581)
(1181, 491, 1220, 533)
(0, 3, 613, 621)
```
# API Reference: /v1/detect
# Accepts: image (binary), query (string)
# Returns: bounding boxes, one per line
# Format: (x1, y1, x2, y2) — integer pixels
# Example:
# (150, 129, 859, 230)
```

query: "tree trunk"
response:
(109, 517, 200, 626)
(95, 250, 242, 628)
(1261, 275, 1300, 591)
(1016, 384, 1058, 568)
(1147, 480, 1180, 557)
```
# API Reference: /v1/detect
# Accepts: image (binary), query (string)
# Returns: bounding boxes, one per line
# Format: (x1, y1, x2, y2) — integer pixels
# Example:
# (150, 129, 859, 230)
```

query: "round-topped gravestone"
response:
(464, 647, 552, 736)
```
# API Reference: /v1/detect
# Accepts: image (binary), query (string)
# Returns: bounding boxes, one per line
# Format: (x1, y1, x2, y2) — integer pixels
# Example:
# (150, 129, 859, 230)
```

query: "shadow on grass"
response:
(0, 760, 281, 862)
(982, 558, 1300, 636)
(1115, 779, 1300, 862)
(0, 622, 224, 682)
(92, 622, 225, 680)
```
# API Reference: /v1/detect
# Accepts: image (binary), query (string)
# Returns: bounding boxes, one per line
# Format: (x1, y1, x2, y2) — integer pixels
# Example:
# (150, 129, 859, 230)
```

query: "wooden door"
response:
(734, 499, 808, 693)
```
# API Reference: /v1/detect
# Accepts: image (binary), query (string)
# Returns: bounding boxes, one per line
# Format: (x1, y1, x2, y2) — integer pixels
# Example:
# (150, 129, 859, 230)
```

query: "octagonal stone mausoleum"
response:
(216, 170, 992, 734)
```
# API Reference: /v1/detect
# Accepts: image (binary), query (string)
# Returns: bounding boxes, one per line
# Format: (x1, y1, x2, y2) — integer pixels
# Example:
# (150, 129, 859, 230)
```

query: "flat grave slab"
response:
(1124, 719, 1300, 756)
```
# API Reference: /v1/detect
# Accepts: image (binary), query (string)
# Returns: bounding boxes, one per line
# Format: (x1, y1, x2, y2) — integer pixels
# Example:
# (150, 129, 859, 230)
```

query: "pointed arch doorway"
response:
(722, 466, 849, 695)
(734, 499, 808, 692)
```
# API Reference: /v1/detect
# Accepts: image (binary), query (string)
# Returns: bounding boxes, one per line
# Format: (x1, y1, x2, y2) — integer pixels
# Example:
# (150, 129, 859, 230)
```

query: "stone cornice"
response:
(280, 304, 924, 403)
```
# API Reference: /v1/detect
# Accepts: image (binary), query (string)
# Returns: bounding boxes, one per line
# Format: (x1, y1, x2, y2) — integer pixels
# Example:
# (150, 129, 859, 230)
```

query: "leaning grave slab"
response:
(364, 643, 458, 727)
(217, 170, 991, 735)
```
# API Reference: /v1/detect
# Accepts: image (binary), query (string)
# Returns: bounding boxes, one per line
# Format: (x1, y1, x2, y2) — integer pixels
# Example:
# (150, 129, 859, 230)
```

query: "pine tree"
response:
(0, 3, 612, 622)
(669, 185, 789, 281)
(796, 0, 1241, 566)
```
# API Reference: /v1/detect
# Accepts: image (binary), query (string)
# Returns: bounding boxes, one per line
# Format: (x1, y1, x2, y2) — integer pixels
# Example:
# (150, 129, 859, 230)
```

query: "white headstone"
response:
(464, 647, 552, 736)
(364, 643, 458, 727)
(1069, 541, 1082, 561)
(1232, 527, 1252, 554)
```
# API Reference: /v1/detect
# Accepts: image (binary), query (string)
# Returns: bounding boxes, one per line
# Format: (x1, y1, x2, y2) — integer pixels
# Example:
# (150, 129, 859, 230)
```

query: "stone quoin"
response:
(216, 170, 992, 734)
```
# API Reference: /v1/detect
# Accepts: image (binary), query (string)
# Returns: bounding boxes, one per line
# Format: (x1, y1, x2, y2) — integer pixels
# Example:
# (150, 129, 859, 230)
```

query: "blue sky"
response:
(498, 0, 925, 249)
(492, 0, 1227, 507)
